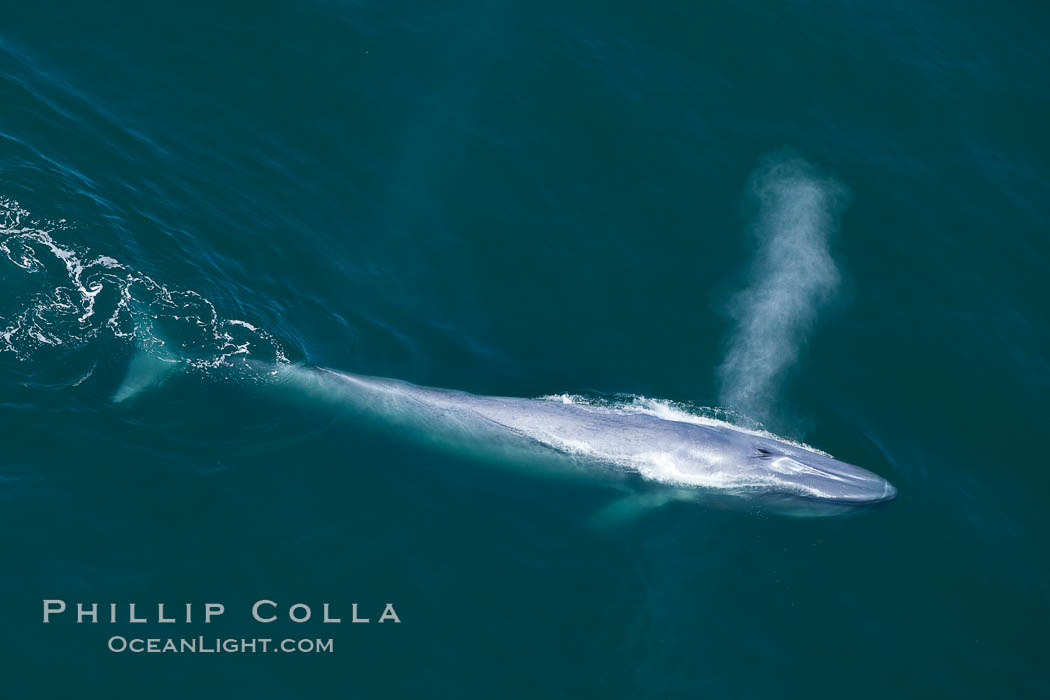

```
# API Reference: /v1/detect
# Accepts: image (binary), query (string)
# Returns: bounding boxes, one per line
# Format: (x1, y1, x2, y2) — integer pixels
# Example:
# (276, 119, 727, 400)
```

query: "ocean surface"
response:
(1, 1, 1048, 697)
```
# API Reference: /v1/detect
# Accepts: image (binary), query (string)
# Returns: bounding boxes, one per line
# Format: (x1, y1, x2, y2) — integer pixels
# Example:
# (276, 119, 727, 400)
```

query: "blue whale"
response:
(268, 366, 898, 520)
(113, 355, 897, 520)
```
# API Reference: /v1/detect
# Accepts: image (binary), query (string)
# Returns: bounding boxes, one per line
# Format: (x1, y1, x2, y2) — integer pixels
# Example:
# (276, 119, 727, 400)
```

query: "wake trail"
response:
(0, 196, 287, 378)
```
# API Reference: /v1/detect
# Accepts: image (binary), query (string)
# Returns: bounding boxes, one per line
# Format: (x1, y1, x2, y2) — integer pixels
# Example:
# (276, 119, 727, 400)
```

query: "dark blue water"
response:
(2, 1, 1048, 697)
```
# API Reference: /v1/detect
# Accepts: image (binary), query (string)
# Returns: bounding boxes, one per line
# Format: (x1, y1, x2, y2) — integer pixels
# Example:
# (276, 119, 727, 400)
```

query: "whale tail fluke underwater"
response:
(112, 344, 180, 403)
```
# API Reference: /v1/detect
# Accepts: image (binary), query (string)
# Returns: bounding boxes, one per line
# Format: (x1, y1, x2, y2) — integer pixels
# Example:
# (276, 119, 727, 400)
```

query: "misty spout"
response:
(718, 154, 849, 422)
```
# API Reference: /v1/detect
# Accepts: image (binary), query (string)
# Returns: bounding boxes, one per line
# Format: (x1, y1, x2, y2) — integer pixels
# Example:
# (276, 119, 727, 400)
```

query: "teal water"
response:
(2, 1, 1048, 697)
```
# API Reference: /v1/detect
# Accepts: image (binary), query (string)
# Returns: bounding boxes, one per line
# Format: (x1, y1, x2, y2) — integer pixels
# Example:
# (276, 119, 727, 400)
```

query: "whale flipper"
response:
(586, 492, 680, 530)
(112, 347, 177, 403)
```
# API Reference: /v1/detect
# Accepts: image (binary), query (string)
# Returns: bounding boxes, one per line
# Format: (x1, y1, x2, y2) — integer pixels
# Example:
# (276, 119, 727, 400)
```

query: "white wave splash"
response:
(717, 153, 848, 422)
(0, 196, 287, 373)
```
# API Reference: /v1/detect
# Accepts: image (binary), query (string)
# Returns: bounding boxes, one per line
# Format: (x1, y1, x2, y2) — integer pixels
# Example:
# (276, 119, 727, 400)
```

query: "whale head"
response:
(743, 436, 897, 511)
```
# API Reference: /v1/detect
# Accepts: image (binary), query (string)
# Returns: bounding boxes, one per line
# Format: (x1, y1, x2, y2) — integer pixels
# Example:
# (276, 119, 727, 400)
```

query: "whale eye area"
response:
(754, 447, 776, 459)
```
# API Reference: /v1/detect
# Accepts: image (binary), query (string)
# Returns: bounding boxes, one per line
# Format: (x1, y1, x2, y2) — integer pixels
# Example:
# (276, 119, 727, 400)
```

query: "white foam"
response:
(0, 195, 289, 374)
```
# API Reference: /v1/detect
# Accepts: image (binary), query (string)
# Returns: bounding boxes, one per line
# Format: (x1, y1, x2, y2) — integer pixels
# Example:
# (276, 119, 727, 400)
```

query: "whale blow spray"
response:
(718, 154, 849, 423)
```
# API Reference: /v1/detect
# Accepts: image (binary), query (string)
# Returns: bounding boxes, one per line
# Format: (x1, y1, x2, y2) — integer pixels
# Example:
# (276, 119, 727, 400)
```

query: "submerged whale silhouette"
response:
(113, 356, 897, 520)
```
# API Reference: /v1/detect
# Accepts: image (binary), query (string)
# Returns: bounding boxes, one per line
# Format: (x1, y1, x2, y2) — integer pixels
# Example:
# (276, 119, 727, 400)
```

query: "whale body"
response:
(112, 351, 896, 519)
(261, 365, 897, 519)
